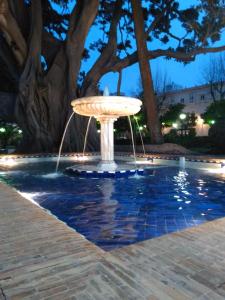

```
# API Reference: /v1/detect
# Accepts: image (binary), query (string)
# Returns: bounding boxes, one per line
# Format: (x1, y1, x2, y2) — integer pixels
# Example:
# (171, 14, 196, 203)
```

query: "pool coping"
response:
(0, 151, 224, 165)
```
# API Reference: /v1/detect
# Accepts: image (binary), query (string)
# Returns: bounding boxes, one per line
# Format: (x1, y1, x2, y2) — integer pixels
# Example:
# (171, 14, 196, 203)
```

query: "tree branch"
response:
(66, 0, 99, 99)
(0, 34, 20, 82)
(145, 6, 167, 37)
(0, 0, 27, 66)
(108, 45, 225, 73)
(42, 30, 62, 71)
(81, 0, 123, 95)
(0, 91, 16, 121)
(8, 0, 29, 38)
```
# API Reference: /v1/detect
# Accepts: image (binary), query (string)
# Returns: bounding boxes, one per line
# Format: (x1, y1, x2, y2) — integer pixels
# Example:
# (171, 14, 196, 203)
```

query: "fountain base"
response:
(97, 160, 118, 171)
(65, 163, 145, 177)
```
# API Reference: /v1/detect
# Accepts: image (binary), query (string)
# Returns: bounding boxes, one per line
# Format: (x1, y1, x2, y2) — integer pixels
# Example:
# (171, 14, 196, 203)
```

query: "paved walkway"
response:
(1, 182, 225, 300)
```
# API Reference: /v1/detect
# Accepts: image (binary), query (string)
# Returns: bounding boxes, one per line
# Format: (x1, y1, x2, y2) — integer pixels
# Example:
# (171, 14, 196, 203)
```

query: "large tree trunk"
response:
(131, 0, 163, 144)
(15, 47, 99, 153)
(13, 0, 99, 153)
(0, 92, 16, 121)
(14, 0, 50, 152)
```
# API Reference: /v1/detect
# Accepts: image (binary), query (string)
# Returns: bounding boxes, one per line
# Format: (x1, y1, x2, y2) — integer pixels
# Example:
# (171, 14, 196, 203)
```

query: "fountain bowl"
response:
(71, 96, 142, 118)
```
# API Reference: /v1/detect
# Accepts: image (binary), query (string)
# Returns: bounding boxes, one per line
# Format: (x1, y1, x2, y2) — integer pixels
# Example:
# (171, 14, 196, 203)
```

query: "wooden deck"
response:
(1, 181, 225, 300)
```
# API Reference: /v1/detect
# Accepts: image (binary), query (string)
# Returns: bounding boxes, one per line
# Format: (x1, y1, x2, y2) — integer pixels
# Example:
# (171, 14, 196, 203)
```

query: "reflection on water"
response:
(1, 161, 225, 251)
(98, 180, 137, 243)
(38, 172, 63, 179)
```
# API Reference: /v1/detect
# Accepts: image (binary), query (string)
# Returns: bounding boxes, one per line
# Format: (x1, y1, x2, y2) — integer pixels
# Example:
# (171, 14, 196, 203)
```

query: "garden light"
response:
(172, 123, 178, 129)
(0, 157, 17, 166)
(0, 127, 6, 133)
(209, 120, 215, 125)
(179, 113, 186, 120)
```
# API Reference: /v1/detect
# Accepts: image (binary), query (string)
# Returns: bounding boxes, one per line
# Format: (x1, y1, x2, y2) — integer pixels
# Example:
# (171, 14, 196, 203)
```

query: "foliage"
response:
(0, 121, 23, 149)
(164, 129, 197, 147)
(160, 103, 184, 127)
(201, 99, 225, 125)
(160, 104, 197, 131)
(208, 120, 225, 153)
(163, 129, 178, 143)
(202, 53, 225, 101)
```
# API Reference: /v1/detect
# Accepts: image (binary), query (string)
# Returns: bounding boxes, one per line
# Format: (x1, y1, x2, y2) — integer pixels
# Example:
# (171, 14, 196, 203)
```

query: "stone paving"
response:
(1, 181, 225, 299)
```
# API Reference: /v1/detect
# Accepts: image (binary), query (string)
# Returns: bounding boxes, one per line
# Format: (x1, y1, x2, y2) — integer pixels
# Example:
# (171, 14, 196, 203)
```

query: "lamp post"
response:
(179, 113, 187, 136)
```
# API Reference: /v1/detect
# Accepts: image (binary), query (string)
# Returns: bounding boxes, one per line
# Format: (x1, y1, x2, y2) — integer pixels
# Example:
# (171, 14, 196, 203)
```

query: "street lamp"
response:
(179, 113, 187, 136)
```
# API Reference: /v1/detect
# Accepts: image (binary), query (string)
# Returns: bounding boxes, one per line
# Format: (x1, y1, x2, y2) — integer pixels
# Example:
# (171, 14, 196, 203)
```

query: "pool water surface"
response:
(1, 161, 225, 251)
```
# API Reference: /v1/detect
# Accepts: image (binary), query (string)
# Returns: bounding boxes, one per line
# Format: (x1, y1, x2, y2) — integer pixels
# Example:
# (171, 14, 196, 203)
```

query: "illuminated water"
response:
(1, 161, 225, 251)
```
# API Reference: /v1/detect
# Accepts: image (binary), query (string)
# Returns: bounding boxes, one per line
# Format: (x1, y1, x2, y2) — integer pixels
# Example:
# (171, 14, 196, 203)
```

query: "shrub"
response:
(208, 120, 225, 153)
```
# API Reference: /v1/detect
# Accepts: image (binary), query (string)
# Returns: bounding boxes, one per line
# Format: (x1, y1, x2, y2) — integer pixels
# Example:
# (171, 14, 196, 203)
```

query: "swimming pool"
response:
(1, 160, 225, 251)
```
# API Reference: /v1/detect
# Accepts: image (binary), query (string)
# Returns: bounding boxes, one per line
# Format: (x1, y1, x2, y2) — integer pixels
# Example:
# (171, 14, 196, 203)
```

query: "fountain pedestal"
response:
(97, 117, 117, 171)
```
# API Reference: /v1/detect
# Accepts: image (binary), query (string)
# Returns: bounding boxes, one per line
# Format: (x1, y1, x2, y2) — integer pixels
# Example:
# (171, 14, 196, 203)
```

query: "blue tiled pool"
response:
(1, 161, 225, 251)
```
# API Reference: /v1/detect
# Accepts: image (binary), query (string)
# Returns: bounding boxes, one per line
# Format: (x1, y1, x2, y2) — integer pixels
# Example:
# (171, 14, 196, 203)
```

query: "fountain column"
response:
(98, 117, 117, 170)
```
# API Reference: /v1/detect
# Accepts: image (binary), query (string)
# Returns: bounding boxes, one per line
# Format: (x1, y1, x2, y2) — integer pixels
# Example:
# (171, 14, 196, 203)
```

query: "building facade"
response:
(161, 83, 223, 136)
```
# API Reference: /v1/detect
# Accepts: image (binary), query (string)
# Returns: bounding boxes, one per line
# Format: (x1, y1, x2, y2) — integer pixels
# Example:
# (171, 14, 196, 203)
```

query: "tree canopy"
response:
(202, 99, 225, 124)
(0, 0, 225, 152)
(202, 53, 225, 102)
(160, 103, 185, 127)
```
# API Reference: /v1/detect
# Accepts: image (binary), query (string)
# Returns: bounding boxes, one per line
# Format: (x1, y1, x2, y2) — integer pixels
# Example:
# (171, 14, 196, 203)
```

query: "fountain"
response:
(66, 88, 143, 177)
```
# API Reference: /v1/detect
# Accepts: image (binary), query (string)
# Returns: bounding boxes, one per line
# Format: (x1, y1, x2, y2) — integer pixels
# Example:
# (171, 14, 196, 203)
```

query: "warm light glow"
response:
(143, 125, 147, 128)
(196, 116, 204, 125)
(172, 123, 178, 129)
(97, 129, 101, 133)
(76, 156, 89, 161)
(208, 166, 225, 175)
(0, 157, 17, 166)
(129, 160, 153, 165)
(179, 113, 186, 120)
